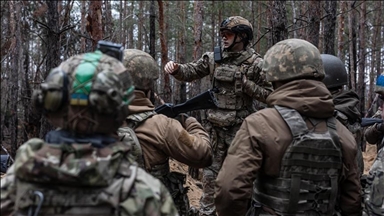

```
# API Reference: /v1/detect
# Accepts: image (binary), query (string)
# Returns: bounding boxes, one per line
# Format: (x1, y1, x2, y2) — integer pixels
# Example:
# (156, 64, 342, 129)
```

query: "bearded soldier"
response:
(164, 16, 272, 216)
(1, 47, 179, 216)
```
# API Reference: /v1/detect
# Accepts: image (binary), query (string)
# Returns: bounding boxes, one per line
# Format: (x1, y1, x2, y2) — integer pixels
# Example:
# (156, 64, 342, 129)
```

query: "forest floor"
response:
(0, 143, 379, 208)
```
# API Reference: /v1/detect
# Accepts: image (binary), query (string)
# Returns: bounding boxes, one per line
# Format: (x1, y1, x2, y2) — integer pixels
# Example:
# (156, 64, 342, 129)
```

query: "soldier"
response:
(321, 54, 364, 175)
(120, 49, 213, 216)
(215, 39, 361, 216)
(362, 72, 384, 216)
(0, 49, 179, 215)
(164, 16, 272, 216)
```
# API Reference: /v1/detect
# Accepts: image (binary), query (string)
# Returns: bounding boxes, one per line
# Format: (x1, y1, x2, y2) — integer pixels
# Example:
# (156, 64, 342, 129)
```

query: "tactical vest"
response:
(363, 146, 384, 216)
(250, 105, 343, 216)
(207, 49, 261, 127)
(118, 110, 156, 169)
(13, 138, 165, 216)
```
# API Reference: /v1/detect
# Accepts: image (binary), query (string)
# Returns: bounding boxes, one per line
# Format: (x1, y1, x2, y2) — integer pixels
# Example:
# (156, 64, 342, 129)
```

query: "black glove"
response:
(175, 113, 189, 128)
(376, 123, 384, 131)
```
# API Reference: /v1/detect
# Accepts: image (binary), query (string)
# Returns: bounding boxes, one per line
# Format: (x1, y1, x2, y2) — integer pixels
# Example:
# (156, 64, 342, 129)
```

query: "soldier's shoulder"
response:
(123, 167, 178, 215)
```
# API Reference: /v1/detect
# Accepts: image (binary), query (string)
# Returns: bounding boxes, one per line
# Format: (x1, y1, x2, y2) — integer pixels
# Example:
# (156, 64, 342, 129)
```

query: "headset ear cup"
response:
(32, 89, 44, 110)
(39, 68, 70, 112)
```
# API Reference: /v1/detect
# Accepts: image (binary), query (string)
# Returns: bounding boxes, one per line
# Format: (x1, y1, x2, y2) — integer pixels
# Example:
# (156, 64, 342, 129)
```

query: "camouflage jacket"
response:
(363, 146, 384, 216)
(0, 136, 179, 216)
(172, 47, 272, 104)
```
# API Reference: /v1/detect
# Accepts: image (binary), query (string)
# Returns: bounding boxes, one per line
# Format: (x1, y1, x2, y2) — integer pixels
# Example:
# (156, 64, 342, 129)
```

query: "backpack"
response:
(12, 137, 176, 216)
(118, 110, 157, 169)
(249, 105, 343, 215)
(122, 111, 191, 216)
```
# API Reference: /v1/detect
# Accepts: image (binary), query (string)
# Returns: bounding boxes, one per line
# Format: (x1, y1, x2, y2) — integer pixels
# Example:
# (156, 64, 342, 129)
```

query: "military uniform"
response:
(215, 39, 362, 216)
(172, 46, 271, 215)
(0, 49, 179, 216)
(121, 49, 213, 216)
(365, 109, 384, 151)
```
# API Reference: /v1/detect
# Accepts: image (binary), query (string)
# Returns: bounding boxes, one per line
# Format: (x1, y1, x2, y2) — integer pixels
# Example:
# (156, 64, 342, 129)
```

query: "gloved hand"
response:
(376, 123, 384, 132)
(175, 113, 189, 128)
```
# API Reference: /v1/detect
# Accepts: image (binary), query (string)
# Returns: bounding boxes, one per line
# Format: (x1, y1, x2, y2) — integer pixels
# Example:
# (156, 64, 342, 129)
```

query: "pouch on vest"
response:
(206, 109, 236, 127)
(251, 105, 343, 215)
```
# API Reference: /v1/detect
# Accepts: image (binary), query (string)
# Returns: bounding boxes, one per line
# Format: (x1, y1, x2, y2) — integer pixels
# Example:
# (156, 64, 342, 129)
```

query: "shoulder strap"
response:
(274, 105, 308, 137)
(126, 111, 156, 129)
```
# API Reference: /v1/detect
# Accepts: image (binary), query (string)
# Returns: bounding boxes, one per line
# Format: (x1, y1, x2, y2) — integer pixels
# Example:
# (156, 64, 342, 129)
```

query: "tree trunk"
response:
(149, 0, 156, 58)
(177, 1, 186, 103)
(9, 0, 21, 157)
(348, 1, 357, 90)
(357, 1, 366, 112)
(323, 1, 337, 55)
(81, 0, 87, 52)
(157, 0, 171, 103)
(337, 1, 347, 62)
(88, 0, 103, 49)
(137, 1, 144, 50)
(307, 0, 321, 47)
(269, 0, 288, 46)
(40, 0, 61, 139)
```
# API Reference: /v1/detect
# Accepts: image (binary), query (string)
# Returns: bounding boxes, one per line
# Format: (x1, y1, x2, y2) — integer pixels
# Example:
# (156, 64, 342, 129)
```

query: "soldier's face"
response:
(221, 30, 236, 49)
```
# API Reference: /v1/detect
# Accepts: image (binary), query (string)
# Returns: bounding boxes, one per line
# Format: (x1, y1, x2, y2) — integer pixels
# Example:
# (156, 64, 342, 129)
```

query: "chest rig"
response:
(207, 49, 261, 127)
(251, 105, 343, 216)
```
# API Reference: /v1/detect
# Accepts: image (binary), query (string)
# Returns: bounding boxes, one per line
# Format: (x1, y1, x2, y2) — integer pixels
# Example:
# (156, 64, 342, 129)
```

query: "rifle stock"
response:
(361, 118, 383, 127)
(155, 89, 218, 118)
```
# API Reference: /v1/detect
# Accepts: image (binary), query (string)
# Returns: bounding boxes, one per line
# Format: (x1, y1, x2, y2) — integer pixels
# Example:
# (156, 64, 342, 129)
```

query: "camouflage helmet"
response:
(32, 50, 135, 134)
(321, 54, 348, 89)
(263, 39, 325, 82)
(123, 49, 159, 90)
(220, 16, 253, 41)
(375, 72, 384, 96)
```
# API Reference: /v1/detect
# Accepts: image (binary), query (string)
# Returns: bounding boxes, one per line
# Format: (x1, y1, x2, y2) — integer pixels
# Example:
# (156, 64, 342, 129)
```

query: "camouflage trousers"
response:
(362, 146, 384, 216)
(199, 124, 241, 216)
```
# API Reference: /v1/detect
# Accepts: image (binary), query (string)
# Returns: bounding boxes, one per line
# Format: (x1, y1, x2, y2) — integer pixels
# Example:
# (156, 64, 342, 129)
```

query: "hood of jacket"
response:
(128, 90, 155, 114)
(332, 90, 361, 122)
(266, 79, 335, 118)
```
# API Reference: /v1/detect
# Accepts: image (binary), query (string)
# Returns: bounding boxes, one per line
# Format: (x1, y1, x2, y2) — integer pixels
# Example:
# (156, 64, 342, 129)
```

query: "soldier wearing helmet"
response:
(322, 54, 364, 176)
(164, 16, 272, 216)
(215, 39, 361, 216)
(0, 47, 179, 215)
(120, 49, 212, 216)
(363, 73, 384, 216)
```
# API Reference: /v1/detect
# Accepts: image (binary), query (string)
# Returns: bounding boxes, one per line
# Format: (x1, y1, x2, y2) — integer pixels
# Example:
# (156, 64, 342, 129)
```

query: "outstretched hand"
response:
(164, 61, 179, 74)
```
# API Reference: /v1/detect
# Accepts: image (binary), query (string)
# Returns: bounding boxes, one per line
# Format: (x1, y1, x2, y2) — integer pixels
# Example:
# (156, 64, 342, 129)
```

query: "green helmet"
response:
(123, 49, 159, 90)
(263, 39, 324, 82)
(321, 54, 348, 89)
(375, 72, 384, 96)
(220, 16, 253, 41)
(32, 50, 135, 134)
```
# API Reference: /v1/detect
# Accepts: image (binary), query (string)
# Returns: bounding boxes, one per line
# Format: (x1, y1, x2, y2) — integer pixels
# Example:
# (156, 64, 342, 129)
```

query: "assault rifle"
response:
(155, 89, 218, 118)
(361, 118, 383, 127)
